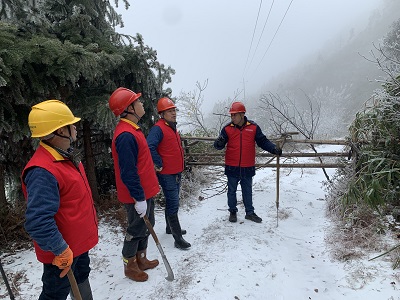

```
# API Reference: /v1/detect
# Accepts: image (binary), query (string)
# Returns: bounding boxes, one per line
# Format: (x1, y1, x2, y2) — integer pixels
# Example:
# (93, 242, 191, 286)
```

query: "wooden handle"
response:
(67, 269, 82, 300)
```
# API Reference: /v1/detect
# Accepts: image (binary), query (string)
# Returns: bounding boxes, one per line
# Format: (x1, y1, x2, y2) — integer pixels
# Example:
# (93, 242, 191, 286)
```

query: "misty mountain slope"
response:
(256, 0, 400, 125)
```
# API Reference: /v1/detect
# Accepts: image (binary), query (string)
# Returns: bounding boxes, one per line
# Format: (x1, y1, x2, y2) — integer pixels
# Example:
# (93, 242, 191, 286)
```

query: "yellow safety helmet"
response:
(28, 100, 81, 138)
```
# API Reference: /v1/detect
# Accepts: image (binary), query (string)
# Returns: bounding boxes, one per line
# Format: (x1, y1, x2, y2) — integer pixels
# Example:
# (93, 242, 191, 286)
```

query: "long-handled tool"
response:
(276, 133, 290, 227)
(143, 215, 174, 281)
(276, 150, 280, 228)
(67, 269, 82, 300)
(0, 259, 15, 300)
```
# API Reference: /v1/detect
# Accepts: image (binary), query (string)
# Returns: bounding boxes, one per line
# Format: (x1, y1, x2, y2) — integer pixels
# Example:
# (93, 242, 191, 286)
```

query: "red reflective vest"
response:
(112, 119, 160, 203)
(21, 143, 98, 264)
(225, 121, 257, 167)
(155, 119, 184, 174)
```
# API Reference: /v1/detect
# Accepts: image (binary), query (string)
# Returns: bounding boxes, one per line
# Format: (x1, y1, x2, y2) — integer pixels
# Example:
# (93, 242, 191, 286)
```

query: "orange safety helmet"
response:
(157, 97, 176, 114)
(109, 87, 142, 116)
(229, 101, 246, 114)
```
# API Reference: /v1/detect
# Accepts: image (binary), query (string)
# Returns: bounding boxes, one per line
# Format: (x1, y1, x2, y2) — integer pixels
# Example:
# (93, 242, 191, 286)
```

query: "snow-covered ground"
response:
(1, 145, 399, 299)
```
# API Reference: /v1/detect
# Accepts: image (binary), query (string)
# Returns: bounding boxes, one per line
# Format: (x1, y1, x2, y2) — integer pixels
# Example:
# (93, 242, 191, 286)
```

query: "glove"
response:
(215, 136, 226, 147)
(274, 147, 282, 156)
(52, 246, 73, 278)
(134, 200, 147, 218)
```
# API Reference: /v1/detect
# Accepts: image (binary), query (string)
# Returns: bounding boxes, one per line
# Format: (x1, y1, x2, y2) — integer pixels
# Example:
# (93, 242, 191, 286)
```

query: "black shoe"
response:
(245, 213, 262, 223)
(174, 240, 191, 250)
(229, 212, 237, 223)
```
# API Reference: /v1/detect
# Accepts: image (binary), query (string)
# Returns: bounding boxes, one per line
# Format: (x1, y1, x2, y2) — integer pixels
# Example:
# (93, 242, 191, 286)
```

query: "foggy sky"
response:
(115, 0, 382, 110)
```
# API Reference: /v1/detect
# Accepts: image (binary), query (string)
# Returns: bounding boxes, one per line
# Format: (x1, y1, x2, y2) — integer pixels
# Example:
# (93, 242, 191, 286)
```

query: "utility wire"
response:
(253, 0, 294, 75)
(247, 0, 275, 74)
(242, 0, 263, 77)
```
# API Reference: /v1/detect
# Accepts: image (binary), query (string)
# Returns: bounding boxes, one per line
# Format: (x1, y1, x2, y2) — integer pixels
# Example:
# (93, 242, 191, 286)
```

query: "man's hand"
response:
(215, 136, 226, 147)
(52, 246, 73, 278)
(134, 200, 147, 218)
(274, 147, 282, 156)
(154, 165, 163, 172)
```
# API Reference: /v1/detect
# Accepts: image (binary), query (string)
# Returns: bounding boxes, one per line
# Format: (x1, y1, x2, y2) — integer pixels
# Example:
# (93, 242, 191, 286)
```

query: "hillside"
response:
(252, 0, 400, 136)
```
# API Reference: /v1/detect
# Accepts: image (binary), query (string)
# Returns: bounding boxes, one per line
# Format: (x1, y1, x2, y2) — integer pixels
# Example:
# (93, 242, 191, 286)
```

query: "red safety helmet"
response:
(109, 87, 142, 116)
(157, 97, 176, 113)
(229, 101, 246, 114)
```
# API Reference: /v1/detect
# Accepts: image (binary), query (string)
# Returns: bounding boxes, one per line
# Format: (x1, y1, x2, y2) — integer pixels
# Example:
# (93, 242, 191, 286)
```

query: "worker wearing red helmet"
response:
(146, 97, 191, 250)
(109, 87, 160, 282)
(214, 101, 282, 223)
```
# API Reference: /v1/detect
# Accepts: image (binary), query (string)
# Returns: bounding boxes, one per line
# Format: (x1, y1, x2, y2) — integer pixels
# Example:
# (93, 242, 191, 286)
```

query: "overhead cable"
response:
(247, 0, 275, 74)
(253, 0, 294, 75)
(242, 0, 263, 77)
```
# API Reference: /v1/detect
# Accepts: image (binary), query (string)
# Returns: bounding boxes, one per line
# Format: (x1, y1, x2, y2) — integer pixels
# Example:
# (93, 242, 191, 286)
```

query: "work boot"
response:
(136, 249, 159, 271)
(165, 213, 187, 235)
(229, 211, 237, 223)
(167, 213, 191, 250)
(123, 256, 148, 282)
(245, 213, 262, 223)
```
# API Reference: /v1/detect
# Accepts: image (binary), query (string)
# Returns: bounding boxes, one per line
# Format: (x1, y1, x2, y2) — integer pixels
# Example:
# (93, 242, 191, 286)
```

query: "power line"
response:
(253, 0, 294, 75)
(242, 0, 263, 77)
(247, 0, 275, 74)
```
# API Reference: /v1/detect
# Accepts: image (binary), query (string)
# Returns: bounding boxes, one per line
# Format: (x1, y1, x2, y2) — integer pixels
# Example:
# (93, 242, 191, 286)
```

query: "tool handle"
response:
(143, 215, 174, 281)
(143, 215, 159, 244)
(0, 259, 15, 300)
(67, 269, 82, 300)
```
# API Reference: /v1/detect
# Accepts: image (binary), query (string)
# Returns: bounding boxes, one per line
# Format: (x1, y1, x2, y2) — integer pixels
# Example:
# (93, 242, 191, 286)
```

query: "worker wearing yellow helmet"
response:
(21, 100, 98, 299)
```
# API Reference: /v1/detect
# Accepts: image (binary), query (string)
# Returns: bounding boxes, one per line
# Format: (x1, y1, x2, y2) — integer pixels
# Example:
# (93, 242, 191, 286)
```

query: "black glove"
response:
(215, 136, 226, 147)
(274, 147, 282, 156)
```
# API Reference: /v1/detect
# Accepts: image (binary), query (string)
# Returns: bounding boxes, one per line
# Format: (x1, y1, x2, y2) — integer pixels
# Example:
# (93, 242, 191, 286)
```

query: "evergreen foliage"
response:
(346, 94, 400, 210)
(341, 19, 400, 211)
(0, 0, 175, 212)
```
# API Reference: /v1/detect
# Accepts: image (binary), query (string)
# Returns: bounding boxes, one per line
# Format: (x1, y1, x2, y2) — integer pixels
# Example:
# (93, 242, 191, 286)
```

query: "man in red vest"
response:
(22, 100, 98, 299)
(214, 101, 282, 223)
(147, 97, 191, 250)
(109, 87, 160, 282)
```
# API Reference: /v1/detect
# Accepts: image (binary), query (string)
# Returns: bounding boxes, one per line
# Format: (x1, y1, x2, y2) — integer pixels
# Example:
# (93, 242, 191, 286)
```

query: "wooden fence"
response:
(181, 134, 350, 169)
(181, 133, 351, 227)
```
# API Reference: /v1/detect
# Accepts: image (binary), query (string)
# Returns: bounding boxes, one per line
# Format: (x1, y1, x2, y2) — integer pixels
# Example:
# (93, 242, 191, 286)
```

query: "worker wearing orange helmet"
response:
(21, 100, 98, 299)
(146, 97, 191, 250)
(109, 87, 160, 282)
(214, 101, 282, 223)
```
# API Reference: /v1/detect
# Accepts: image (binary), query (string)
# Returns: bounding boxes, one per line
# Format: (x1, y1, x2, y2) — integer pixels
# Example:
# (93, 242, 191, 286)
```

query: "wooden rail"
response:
(181, 134, 352, 227)
(182, 136, 348, 145)
(181, 135, 350, 169)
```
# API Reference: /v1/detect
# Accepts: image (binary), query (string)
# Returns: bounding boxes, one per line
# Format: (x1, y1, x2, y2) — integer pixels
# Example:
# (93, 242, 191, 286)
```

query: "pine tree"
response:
(0, 0, 175, 215)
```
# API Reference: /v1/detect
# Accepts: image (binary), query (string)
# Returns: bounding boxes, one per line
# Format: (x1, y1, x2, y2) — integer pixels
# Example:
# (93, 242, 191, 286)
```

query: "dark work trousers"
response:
(157, 173, 181, 216)
(122, 198, 155, 259)
(227, 175, 254, 215)
(39, 251, 91, 300)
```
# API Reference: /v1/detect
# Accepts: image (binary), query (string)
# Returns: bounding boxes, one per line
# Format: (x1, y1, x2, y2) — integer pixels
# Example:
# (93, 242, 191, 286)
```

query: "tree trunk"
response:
(0, 164, 9, 218)
(82, 120, 100, 204)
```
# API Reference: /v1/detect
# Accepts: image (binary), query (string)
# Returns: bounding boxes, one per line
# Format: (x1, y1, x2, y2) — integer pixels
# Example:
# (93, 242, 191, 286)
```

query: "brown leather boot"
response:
(136, 249, 159, 271)
(123, 256, 148, 282)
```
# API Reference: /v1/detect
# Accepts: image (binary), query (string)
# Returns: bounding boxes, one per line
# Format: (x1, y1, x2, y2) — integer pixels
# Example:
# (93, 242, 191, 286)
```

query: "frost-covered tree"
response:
(0, 0, 174, 217)
(339, 18, 400, 211)
(312, 86, 352, 138)
(326, 19, 400, 263)
(176, 80, 213, 136)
